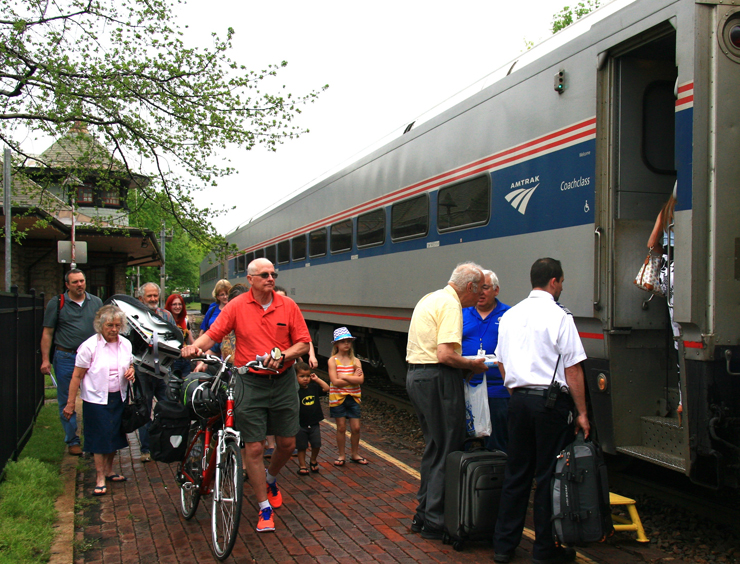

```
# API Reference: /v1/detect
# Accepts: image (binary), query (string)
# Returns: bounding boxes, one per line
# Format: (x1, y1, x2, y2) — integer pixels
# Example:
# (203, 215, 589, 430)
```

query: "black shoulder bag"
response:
(121, 378, 150, 434)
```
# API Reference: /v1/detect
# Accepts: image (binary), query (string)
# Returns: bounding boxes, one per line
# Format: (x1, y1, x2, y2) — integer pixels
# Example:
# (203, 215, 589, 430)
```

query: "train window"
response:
(330, 219, 353, 253)
(254, 248, 264, 259)
(292, 234, 307, 261)
(391, 195, 429, 241)
(309, 228, 327, 258)
(277, 240, 290, 264)
(236, 254, 246, 273)
(437, 175, 490, 232)
(245, 252, 254, 270)
(265, 245, 276, 264)
(357, 209, 385, 248)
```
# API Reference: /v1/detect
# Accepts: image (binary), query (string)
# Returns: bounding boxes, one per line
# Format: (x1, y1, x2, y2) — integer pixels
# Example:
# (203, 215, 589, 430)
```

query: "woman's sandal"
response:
(310, 462, 320, 473)
(350, 457, 369, 465)
(334, 459, 346, 467)
(297, 466, 310, 476)
(93, 485, 107, 496)
(106, 474, 127, 482)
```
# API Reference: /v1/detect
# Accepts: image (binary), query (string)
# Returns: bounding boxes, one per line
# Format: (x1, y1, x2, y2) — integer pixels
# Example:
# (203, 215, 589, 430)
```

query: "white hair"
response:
(449, 261, 484, 292)
(482, 269, 500, 290)
(137, 282, 161, 298)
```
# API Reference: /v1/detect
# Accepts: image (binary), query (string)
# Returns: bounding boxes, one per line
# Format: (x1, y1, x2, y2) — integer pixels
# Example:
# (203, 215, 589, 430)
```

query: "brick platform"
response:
(74, 419, 677, 563)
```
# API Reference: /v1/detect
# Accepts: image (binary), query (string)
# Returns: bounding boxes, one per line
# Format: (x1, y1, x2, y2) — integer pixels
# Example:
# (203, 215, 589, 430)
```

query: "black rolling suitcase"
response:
(551, 431, 614, 545)
(443, 447, 507, 551)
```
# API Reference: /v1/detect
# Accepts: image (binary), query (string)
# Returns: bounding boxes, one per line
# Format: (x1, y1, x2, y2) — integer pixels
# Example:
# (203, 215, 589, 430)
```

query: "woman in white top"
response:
(64, 305, 135, 496)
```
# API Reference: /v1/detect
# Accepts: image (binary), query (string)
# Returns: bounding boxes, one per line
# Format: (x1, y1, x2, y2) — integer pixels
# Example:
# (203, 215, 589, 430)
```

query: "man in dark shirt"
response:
(40, 269, 103, 455)
(136, 282, 176, 462)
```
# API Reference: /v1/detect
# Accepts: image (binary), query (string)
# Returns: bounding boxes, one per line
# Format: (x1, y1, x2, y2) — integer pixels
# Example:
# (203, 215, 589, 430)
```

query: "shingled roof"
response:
(39, 121, 126, 171)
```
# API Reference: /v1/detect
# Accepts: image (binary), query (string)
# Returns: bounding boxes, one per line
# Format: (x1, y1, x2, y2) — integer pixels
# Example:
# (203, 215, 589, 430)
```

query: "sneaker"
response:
(140, 452, 151, 463)
(493, 553, 513, 563)
(68, 445, 83, 456)
(266, 479, 283, 509)
(255, 506, 275, 532)
(263, 447, 274, 459)
(532, 547, 576, 564)
(420, 524, 444, 540)
(410, 514, 424, 533)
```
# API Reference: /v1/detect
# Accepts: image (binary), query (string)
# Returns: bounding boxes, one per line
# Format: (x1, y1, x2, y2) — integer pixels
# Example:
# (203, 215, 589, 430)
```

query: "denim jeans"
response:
(137, 370, 169, 453)
(53, 350, 81, 446)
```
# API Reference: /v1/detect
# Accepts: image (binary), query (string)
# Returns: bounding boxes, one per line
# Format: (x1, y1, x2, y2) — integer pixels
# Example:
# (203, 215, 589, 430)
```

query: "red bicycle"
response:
(176, 353, 277, 560)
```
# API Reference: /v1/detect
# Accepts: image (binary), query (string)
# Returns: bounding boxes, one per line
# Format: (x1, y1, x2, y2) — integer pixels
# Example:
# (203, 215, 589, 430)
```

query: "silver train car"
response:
(201, 0, 740, 488)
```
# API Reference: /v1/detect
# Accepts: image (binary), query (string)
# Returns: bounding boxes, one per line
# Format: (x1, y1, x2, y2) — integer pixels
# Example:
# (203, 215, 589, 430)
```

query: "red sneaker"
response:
(266, 479, 283, 508)
(256, 506, 275, 533)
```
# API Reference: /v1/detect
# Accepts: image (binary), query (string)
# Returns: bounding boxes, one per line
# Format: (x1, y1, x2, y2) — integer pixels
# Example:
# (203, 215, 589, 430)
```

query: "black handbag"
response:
(121, 378, 150, 434)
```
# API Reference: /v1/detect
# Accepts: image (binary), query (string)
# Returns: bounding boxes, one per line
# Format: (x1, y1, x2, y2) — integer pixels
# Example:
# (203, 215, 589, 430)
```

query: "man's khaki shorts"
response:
(233, 365, 299, 443)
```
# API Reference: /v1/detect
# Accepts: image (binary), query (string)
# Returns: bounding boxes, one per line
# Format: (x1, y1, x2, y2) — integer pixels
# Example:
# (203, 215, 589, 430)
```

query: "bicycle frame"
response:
(179, 378, 240, 497)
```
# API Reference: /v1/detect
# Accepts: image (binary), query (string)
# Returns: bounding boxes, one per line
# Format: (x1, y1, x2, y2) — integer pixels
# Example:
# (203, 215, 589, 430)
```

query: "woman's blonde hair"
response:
(212, 279, 232, 299)
(661, 194, 677, 233)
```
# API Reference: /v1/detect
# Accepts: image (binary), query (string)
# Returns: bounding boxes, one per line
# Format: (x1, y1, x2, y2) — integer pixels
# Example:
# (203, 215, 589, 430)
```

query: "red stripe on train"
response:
(301, 308, 412, 322)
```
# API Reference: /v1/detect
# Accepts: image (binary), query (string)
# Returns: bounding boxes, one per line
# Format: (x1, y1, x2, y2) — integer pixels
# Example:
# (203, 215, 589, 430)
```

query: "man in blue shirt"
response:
(462, 270, 511, 452)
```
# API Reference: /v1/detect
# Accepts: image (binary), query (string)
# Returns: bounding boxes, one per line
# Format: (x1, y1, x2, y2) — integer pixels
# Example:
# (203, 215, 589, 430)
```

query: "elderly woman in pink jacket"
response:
(64, 304, 135, 496)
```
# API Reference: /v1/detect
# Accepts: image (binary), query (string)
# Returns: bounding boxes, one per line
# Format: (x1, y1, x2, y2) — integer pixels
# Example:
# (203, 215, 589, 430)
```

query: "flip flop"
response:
(310, 462, 320, 473)
(297, 467, 309, 476)
(350, 457, 369, 465)
(334, 459, 346, 467)
(106, 474, 127, 482)
(93, 486, 107, 496)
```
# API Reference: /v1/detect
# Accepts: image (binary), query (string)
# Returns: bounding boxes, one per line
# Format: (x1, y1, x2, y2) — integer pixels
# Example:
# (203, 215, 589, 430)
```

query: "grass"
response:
(0, 402, 66, 563)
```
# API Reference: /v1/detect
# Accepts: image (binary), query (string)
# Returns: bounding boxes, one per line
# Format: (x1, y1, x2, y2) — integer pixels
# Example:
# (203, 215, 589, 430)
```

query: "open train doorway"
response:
(597, 24, 685, 472)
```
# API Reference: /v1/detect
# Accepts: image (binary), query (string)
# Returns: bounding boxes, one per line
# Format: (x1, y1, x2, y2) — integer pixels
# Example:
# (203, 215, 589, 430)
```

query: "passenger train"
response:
(201, 0, 740, 489)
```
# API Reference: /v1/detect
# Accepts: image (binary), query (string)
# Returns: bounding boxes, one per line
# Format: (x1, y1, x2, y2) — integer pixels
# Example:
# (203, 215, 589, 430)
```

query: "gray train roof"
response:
(225, 0, 647, 238)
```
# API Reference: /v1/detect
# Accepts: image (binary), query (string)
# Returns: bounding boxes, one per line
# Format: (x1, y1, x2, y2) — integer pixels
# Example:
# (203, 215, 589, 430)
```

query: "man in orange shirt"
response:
(182, 258, 310, 533)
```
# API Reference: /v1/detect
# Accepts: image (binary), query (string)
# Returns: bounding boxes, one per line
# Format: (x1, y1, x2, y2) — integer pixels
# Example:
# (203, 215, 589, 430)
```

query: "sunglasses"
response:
(251, 271, 278, 279)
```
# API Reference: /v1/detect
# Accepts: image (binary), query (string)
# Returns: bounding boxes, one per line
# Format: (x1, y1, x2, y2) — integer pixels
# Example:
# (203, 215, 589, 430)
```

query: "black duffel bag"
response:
(148, 400, 191, 463)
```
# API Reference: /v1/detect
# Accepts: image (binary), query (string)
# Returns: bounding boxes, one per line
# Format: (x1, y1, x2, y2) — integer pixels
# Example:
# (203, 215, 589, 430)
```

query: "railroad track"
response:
(609, 462, 740, 533)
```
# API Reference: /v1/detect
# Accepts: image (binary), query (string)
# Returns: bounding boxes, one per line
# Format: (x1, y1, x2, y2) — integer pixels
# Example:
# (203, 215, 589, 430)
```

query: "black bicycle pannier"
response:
(149, 400, 191, 463)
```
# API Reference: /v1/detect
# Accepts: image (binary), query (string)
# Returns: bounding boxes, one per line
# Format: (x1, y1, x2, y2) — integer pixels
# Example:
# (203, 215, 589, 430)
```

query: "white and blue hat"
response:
(332, 327, 355, 344)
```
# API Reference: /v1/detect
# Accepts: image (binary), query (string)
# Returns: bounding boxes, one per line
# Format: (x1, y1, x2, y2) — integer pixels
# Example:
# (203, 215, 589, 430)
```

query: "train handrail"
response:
(594, 226, 603, 310)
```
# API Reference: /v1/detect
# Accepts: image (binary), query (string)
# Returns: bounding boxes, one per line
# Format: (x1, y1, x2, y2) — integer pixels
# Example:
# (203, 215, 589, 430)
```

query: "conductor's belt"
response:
(512, 388, 548, 397)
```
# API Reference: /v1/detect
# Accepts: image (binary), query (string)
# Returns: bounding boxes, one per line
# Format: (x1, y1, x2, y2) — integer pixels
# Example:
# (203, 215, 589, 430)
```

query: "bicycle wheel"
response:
(180, 423, 204, 520)
(211, 438, 243, 560)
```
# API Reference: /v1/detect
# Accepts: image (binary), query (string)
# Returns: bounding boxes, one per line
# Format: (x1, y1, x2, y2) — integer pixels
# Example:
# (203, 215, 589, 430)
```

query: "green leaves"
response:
(551, 1, 600, 34)
(0, 0, 326, 245)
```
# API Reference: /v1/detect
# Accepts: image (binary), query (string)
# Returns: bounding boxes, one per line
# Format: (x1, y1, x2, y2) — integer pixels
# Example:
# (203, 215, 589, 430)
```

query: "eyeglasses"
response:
(251, 271, 278, 279)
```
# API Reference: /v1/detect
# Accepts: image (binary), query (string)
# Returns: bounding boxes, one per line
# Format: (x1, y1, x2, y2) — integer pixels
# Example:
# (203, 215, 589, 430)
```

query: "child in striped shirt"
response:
(328, 327, 367, 466)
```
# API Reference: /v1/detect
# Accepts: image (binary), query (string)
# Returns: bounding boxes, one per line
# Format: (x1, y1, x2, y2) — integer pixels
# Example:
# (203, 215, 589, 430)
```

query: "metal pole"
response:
(159, 223, 166, 307)
(70, 188, 76, 270)
(4, 149, 11, 291)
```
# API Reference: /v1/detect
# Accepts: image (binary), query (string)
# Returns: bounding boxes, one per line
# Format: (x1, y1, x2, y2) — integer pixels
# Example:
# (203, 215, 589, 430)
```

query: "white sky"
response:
(180, 0, 576, 235)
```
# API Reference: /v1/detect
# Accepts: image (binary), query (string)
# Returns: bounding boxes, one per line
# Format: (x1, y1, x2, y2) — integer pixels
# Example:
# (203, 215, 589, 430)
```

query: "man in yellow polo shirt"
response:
(406, 261, 489, 540)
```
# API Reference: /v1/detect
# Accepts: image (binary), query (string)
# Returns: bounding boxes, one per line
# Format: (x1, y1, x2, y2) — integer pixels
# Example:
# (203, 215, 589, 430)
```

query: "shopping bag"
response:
(634, 250, 664, 295)
(464, 375, 491, 438)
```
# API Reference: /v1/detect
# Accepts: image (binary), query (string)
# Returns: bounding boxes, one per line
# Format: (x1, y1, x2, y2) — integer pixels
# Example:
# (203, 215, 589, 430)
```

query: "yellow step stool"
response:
(609, 492, 648, 542)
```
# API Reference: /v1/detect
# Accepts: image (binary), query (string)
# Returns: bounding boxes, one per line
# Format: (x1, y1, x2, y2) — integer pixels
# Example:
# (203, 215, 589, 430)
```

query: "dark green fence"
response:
(0, 288, 45, 478)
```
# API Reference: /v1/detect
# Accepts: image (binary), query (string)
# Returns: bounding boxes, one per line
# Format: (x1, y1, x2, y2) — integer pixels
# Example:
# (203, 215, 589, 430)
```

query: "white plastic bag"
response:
(464, 375, 492, 437)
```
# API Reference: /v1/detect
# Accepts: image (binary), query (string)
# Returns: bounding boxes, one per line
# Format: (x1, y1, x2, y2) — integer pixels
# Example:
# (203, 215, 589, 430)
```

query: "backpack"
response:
(148, 400, 191, 463)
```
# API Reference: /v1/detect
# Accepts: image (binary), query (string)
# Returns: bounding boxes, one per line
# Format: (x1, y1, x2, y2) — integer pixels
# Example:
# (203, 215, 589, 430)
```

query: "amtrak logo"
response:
(505, 182, 540, 215)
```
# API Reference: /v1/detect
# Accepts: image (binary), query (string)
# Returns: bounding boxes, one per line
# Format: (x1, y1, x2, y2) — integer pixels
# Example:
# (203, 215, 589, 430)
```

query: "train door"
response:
(596, 25, 686, 472)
